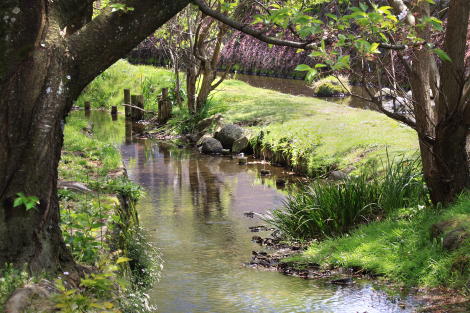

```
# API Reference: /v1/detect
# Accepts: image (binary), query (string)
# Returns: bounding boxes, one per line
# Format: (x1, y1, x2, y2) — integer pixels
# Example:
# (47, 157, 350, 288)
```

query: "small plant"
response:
(13, 192, 39, 211)
(0, 264, 29, 310)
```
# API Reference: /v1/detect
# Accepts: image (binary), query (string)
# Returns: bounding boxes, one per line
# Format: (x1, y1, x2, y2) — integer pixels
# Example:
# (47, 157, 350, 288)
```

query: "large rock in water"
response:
(200, 137, 223, 154)
(215, 124, 244, 149)
(232, 136, 250, 154)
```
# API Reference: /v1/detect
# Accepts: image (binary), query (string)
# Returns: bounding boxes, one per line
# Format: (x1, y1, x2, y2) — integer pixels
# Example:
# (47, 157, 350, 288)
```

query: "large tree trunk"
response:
(414, 0, 470, 204)
(0, 0, 189, 273)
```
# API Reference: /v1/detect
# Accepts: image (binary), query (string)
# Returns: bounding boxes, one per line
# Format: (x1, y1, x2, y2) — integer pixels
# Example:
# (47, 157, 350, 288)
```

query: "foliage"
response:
(75, 60, 175, 110)
(53, 256, 125, 313)
(13, 192, 39, 211)
(0, 264, 29, 310)
(57, 112, 158, 312)
(265, 155, 427, 240)
(290, 192, 470, 290)
(311, 75, 350, 97)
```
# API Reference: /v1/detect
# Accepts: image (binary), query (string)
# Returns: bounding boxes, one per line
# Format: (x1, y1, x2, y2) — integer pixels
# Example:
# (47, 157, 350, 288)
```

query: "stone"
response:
(443, 229, 469, 251)
(195, 113, 223, 133)
(431, 218, 470, 251)
(238, 157, 248, 165)
(328, 170, 348, 181)
(260, 169, 271, 176)
(214, 124, 244, 149)
(200, 137, 223, 154)
(221, 149, 231, 155)
(196, 134, 212, 147)
(276, 178, 287, 187)
(232, 136, 250, 154)
(57, 180, 92, 193)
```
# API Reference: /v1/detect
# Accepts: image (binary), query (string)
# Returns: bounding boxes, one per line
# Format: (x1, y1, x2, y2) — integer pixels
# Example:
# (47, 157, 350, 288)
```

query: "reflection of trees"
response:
(188, 158, 225, 216)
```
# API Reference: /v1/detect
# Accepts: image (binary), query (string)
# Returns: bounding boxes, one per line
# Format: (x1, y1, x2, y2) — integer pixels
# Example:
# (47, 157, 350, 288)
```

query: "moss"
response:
(312, 75, 350, 97)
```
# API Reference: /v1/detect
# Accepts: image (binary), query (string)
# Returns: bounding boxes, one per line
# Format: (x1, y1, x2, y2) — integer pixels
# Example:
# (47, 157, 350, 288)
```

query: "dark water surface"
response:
(73, 111, 420, 313)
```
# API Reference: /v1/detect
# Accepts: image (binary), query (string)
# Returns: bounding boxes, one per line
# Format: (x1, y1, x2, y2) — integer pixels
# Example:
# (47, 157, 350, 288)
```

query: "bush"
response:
(265, 156, 427, 240)
(312, 75, 350, 97)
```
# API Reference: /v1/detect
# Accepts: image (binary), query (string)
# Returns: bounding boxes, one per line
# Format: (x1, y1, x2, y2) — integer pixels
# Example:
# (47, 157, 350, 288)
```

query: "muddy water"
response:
(75, 111, 420, 313)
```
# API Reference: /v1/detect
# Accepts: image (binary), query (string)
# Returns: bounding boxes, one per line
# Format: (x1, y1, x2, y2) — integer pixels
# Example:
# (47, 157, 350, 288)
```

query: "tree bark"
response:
(0, 0, 189, 272)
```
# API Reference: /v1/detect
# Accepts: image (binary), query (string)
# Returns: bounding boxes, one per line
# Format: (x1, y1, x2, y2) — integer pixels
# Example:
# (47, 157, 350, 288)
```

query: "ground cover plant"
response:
(287, 194, 470, 291)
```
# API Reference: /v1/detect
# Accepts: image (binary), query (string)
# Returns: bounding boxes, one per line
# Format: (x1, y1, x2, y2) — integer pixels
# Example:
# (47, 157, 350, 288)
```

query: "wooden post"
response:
(131, 95, 144, 121)
(137, 95, 144, 121)
(158, 88, 172, 124)
(111, 106, 117, 120)
(84, 101, 91, 111)
(124, 89, 131, 119)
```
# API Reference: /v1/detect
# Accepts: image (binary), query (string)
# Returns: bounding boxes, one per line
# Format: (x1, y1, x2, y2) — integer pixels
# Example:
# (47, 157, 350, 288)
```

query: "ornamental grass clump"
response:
(266, 156, 427, 241)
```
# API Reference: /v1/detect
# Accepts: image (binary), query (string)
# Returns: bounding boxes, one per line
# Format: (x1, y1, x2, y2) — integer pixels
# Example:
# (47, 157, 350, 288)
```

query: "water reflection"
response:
(118, 137, 419, 313)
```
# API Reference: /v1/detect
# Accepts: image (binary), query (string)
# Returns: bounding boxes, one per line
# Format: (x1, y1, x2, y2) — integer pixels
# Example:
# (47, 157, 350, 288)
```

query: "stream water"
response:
(74, 111, 421, 313)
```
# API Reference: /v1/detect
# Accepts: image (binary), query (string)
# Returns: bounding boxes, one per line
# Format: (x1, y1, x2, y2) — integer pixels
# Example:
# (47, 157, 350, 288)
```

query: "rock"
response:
(200, 137, 223, 154)
(196, 134, 213, 147)
(195, 113, 223, 133)
(431, 218, 470, 251)
(244, 211, 255, 218)
(221, 149, 231, 155)
(57, 180, 92, 193)
(260, 169, 271, 176)
(443, 229, 469, 251)
(276, 178, 287, 187)
(328, 170, 348, 181)
(374, 87, 398, 100)
(232, 136, 250, 154)
(214, 124, 244, 149)
(5, 283, 53, 313)
(238, 157, 248, 165)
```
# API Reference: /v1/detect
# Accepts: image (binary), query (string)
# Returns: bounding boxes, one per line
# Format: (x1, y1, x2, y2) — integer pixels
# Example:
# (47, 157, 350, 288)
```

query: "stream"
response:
(74, 110, 421, 313)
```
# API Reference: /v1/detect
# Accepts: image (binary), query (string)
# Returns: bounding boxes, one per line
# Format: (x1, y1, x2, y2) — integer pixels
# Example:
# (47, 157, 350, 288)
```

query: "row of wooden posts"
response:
(83, 88, 172, 124)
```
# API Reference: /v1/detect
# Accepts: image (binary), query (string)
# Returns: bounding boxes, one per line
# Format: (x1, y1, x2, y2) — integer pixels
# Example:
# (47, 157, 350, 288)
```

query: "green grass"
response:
(287, 193, 470, 290)
(76, 59, 176, 110)
(265, 156, 427, 240)
(78, 60, 418, 174)
(209, 79, 417, 175)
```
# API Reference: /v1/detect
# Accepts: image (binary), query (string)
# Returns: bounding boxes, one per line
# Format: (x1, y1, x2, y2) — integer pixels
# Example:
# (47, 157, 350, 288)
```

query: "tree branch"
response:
(192, 0, 317, 49)
(68, 0, 190, 91)
(193, 0, 413, 51)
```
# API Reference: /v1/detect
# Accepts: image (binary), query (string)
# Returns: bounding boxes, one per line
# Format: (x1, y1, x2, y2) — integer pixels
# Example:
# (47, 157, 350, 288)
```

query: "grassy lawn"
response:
(211, 79, 417, 173)
(285, 194, 470, 291)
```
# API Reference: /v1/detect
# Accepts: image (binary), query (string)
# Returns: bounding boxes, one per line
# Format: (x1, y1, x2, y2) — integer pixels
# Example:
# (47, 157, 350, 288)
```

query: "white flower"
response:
(397, 9, 408, 21)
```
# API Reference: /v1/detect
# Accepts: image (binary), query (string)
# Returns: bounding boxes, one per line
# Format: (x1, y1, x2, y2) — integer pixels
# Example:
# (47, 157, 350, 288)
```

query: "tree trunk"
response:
(187, 66, 198, 113)
(414, 0, 470, 204)
(0, 0, 189, 273)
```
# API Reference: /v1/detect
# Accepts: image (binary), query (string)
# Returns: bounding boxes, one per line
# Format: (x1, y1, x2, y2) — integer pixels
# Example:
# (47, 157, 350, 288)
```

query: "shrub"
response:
(312, 75, 350, 97)
(265, 156, 427, 240)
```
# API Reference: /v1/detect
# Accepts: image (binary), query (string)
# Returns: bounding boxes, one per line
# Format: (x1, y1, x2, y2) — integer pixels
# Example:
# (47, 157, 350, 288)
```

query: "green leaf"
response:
(116, 257, 132, 264)
(433, 48, 452, 62)
(295, 64, 312, 72)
